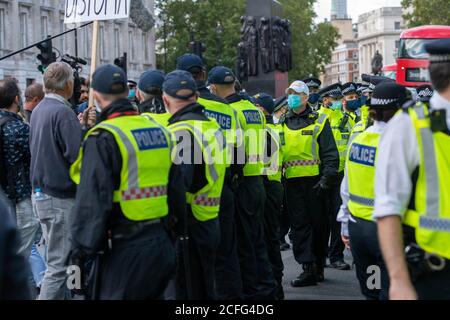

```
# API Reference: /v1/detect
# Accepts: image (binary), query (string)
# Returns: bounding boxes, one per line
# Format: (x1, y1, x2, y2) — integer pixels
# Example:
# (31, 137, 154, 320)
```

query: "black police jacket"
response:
(282, 106, 339, 187)
(70, 99, 185, 258)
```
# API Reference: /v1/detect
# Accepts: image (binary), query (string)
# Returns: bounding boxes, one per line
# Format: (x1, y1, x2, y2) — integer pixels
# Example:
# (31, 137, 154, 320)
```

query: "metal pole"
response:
(0, 22, 92, 61)
(163, 21, 167, 73)
(74, 28, 78, 58)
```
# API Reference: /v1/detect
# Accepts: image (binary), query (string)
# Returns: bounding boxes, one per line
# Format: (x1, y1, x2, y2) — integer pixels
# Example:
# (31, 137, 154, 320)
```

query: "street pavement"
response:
(281, 246, 364, 300)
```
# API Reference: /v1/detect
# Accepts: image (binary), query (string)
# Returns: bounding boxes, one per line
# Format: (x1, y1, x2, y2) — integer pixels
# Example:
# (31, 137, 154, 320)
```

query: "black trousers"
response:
(262, 178, 284, 294)
(326, 171, 346, 263)
(98, 224, 176, 300)
(176, 213, 220, 300)
(349, 216, 389, 300)
(279, 180, 291, 243)
(235, 176, 277, 300)
(285, 176, 328, 267)
(413, 263, 450, 300)
(215, 183, 242, 300)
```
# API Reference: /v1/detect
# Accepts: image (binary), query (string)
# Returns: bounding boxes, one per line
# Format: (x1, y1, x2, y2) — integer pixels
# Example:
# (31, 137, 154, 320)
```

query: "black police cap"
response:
(370, 82, 407, 109)
(162, 70, 197, 100)
(318, 83, 343, 98)
(91, 64, 127, 94)
(208, 66, 236, 85)
(138, 70, 165, 94)
(342, 82, 358, 96)
(425, 38, 450, 63)
(176, 53, 204, 71)
(303, 77, 322, 89)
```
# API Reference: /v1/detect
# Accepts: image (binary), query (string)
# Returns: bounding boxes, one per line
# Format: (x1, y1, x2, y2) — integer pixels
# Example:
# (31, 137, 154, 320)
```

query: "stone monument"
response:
(238, 0, 291, 97)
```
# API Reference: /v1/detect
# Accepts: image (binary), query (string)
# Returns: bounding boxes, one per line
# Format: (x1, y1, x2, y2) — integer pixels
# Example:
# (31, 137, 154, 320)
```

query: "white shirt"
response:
(373, 92, 450, 220)
(337, 121, 388, 236)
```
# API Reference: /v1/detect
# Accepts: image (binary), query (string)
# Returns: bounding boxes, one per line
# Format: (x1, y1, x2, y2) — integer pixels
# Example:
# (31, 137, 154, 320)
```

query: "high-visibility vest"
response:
(263, 123, 283, 182)
(350, 105, 371, 136)
(319, 107, 353, 172)
(229, 99, 266, 176)
(347, 130, 381, 221)
(168, 119, 227, 222)
(282, 112, 328, 179)
(141, 112, 171, 127)
(198, 96, 241, 168)
(403, 102, 450, 259)
(70, 115, 172, 221)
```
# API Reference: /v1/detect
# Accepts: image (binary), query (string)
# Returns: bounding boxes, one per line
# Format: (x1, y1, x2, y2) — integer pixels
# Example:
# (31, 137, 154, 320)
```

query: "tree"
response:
(155, 0, 245, 71)
(402, 0, 450, 27)
(155, 0, 339, 81)
(279, 0, 340, 80)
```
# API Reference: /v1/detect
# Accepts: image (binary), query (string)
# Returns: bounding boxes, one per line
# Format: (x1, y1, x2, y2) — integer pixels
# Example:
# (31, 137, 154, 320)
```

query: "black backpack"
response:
(0, 115, 17, 200)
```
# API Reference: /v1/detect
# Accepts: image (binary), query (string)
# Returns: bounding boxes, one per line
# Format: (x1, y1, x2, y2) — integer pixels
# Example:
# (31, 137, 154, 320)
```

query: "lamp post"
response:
(216, 22, 224, 64)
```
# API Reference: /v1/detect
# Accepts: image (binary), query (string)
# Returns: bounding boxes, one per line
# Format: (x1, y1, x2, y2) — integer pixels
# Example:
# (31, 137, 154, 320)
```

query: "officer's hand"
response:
(341, 235, 351, 250)
(389, 279, 418, 300)
(313, 181, 328, 196)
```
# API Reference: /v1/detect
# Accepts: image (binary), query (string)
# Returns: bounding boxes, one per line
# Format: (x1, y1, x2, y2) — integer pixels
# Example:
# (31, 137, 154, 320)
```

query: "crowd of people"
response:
(0, 38, 449, 301)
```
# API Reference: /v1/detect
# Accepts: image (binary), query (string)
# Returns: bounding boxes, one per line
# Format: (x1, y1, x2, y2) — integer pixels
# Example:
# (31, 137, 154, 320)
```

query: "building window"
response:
(0, 8, 5, 49)
(142, 32, 149, 61)
(41, 15, 48, 36)
(114, 28, 120, 58)
(99, 25, 106, 60)
(20, 12, 28, 47)
(129, 29, 135, 60)
(395, 21, 401, 30)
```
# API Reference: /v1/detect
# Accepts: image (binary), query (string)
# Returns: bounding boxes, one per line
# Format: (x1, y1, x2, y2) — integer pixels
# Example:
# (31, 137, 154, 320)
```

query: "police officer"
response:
(303, 77, 322, 110)
(352, 75, 394, 136)
(208, 66, 277, 299)
(254, 93, 285, 300)
(282, 80, 339, 287)
(163, 70, 227, 300)
(318, 83, 351, 270)
(136, 69, 166, 114)
(338, 81, 408, 300)
(415, 84, 434, 104)
(375, 38, 450, 300)
(176, 53, 243, 300)
(69, 65, 176, 300)
(342, 82, 361, 125)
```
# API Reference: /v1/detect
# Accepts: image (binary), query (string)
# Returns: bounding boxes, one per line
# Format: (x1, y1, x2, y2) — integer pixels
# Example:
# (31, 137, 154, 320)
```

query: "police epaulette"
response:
(309, 111, 319, 121)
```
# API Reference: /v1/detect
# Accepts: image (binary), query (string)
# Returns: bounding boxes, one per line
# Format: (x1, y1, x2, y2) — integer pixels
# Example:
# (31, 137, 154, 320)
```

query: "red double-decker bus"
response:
(397, 25, 450, 87)
(382, 64, 397, 80)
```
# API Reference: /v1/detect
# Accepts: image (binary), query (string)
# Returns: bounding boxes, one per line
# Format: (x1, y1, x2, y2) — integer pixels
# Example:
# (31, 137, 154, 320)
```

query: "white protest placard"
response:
(64, 0, 131, 24)
(64, 1, 131, 108)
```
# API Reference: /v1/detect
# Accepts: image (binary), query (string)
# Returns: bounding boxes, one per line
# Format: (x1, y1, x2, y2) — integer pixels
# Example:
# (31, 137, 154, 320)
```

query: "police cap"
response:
(91, 64, 127, 94)
(162, 70, 197, 100)
(138, 70, 165, 94)
(370, 82, 407, 109)
(208, 66, 236, 85)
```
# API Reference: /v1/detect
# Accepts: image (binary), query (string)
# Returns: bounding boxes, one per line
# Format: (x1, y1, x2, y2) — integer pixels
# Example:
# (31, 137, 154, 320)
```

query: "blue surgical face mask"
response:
(128, 89, 136, 100)
(346, 99, 361, 111)
(330, 101, 342, 111)
(361, 95, 368, 106)
(288, 94, 301, 110)
(308, 93, 320, 104)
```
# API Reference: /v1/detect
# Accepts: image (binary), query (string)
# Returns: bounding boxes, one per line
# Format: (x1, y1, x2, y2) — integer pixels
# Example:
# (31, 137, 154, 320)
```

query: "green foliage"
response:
(402, 0, 450, 27)
(155, 0, 339, 81)
(155, 0, 245, 71)
(280, 0, 339, 80)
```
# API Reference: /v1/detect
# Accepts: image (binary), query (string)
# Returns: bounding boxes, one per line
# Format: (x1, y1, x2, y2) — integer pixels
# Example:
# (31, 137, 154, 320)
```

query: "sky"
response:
(314, 0, 402, 23)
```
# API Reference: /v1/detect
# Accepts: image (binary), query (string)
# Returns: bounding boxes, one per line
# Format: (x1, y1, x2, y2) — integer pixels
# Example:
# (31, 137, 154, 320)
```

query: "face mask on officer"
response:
(345, 99, 361, 111)
(128, 88, 136, 100)
(288, 94, 301, 110)
(328, 99, 342, 111)
(308, 93, 320, 105)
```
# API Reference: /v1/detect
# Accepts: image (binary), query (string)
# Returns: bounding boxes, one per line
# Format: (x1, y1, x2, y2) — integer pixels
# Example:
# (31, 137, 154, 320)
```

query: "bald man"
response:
(23, 83, 44, 123)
